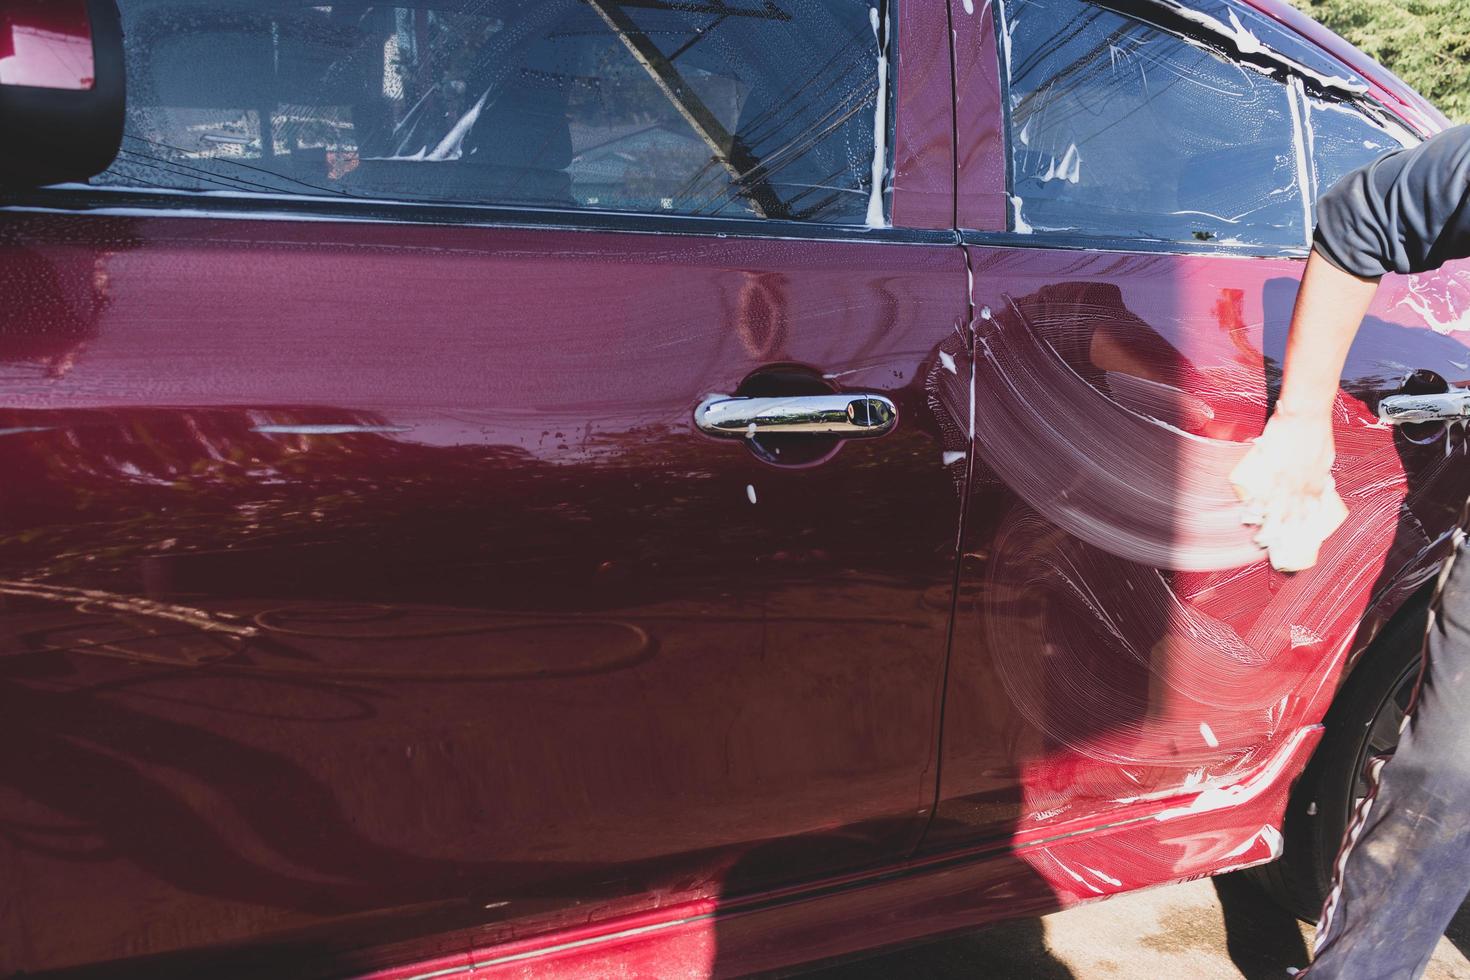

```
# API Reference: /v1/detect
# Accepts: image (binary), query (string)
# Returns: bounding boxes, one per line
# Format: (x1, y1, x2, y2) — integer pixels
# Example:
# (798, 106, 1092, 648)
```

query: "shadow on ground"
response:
(796, 915, 1075, 979)
(1212, 875, 1311, 979)
(1446, 902, 1470, 960)
(795, 877, 1470, 979)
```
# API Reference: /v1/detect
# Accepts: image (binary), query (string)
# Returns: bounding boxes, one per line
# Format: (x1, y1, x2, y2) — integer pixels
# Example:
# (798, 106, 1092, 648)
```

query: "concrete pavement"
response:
(804, 875, 1470, 979)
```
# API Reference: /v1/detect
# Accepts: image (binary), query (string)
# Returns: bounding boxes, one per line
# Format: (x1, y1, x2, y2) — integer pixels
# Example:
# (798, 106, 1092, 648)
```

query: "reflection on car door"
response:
(0, 1, 968, 974)
(931, 0, 1470, 890)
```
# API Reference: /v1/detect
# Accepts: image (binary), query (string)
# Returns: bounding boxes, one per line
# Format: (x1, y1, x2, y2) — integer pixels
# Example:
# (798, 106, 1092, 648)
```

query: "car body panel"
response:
(937, 0, 1470, 883)
(352, 723, 1321, 980)
(928, 245, 1470, 857)
(3, 0, 1468, 975)
(890, 0, 959, 229)
(950, 0, 1008, 233)
(0, 211, 968, 975)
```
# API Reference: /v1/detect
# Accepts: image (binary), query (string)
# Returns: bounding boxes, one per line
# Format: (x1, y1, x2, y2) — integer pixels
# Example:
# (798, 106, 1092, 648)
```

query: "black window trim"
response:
(959, 227, 1308, 258)
(0, 183, 959, 247)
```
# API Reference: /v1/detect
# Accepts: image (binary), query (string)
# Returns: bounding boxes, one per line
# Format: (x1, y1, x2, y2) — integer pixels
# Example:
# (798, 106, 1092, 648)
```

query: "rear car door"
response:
(930, 0, 1470, 894)
(0, 3, 967, 975)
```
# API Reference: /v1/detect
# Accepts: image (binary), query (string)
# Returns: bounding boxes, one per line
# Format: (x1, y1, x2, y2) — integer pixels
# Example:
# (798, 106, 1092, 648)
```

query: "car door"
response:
(0, 3, 968, 975)
(929, 0, 1470, 892)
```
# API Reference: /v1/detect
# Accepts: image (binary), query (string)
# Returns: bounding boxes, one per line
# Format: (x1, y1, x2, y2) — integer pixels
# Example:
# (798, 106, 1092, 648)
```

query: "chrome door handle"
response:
(694, 393, 898, 438)
(1379, 389, 1470, 425)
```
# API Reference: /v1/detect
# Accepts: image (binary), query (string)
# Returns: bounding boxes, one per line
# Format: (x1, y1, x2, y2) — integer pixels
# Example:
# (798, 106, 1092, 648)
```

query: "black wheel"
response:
(1244, 584, 1430, 921)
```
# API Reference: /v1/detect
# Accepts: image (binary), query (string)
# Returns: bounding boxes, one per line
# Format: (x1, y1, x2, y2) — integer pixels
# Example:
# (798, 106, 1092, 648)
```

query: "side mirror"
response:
(0, 0, 125, 187)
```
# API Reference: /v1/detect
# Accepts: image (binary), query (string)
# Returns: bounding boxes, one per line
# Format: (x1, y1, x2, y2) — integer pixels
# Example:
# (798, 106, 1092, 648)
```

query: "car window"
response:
(1001, 0, 1307, 248)
(1306, 96, 1417, 204)
(96, 1, 891, 225)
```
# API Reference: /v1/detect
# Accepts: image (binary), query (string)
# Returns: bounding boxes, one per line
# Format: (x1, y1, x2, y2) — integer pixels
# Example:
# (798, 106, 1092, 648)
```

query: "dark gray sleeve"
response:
(1313, 124, 1470, 279)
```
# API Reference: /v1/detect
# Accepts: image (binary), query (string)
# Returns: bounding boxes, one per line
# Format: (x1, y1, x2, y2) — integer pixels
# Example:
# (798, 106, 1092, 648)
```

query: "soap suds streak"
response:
(1008, 195, 1033, 235)
(1107, 0, 1368, 95)
(864, 6, 890, 229)
(926, 331, 975, 496)
(1222, 823, 1284, 860)
(1052, 857, 1105, 895)
(987, 423, 1462, 815)
(1302, 92, 1319, 202)
(986, 511, 1291, 775)
(962, 280, 1470, 821)
(1105, 372, 1216, 432)
(1289, 624, 1322, 648)
(1397, 267, 1470, 334)
(1006, 731, 1318, 908)
(1149, 726, 1318, 821)
(1037, 143, 1082, 185)
(971, 302, 1261, 571)
(1199, 721, 1220, 748)
(1082, 864, 1123, 887)
(968, 338, 977, 439)
(1286, 78, 1315, 246)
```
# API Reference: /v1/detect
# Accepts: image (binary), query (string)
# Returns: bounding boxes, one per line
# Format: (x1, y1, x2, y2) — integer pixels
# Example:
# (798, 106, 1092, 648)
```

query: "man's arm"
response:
(1229, 252, 1375, 571)
(1232, 125, 1470, 571)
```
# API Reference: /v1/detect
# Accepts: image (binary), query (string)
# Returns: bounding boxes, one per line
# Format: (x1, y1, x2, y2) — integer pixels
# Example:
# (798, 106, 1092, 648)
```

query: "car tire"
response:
(1244, 582, 1432, 921)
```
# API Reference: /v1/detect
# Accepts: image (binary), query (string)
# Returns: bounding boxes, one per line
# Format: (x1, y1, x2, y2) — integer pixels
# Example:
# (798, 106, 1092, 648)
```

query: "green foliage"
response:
(1286, 0, 1470, 123)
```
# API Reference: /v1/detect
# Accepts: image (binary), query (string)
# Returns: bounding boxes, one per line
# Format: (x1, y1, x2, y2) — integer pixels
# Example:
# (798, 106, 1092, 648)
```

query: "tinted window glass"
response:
(97, 1, 891, 224)
(1307, 97, 1415, 204)
(1002, 0, 1306, 247)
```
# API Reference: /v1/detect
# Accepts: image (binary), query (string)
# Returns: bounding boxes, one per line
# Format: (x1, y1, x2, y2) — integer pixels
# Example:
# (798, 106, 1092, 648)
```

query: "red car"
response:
(2, 0, 1467, 976)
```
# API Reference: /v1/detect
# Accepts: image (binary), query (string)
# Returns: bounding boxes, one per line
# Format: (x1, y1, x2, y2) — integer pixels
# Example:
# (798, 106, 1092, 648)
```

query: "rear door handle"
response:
(694, 393, 898, 438)
(1378, 389, 1470, 425)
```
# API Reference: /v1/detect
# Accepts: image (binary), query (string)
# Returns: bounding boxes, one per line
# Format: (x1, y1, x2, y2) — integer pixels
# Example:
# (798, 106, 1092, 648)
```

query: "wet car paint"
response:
(0, 214, 968, 975)
(935, 0, 1470, 901)
(358, 726, 1320, 979)
(950, 0, 1008, 233)
(930, 246, 1470, 855)
(890, 0, 957, 230)
(3, 0, 1470, 977)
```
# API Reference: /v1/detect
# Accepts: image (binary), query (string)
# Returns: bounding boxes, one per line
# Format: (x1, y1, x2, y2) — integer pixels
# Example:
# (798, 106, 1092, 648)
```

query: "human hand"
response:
(1230, 410, 1348, 572)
